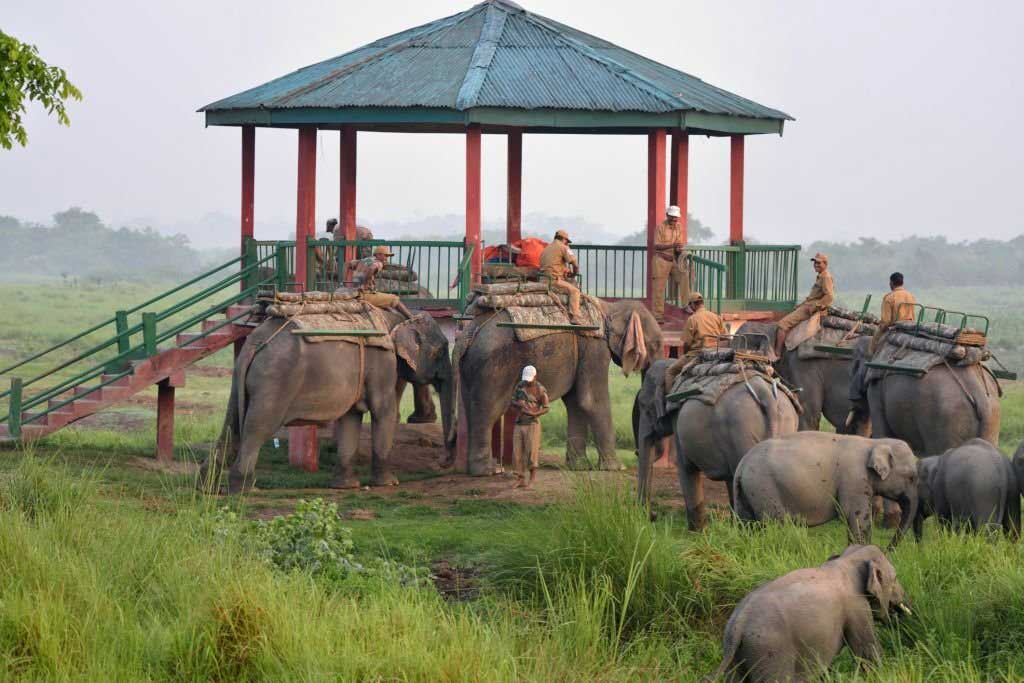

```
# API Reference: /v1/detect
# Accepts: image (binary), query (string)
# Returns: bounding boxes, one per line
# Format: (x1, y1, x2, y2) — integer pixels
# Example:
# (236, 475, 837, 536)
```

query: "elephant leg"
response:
(844, 499, 873, 545)
(227, 395, 285, 494)
(726, 476, 735, 510)
(676, 451, 707, 532)
(1005, 491, 1021, 540)
(366, 384, 399, 486)
(408, 383, 438, 424)
(563, 392, 592, 470)
(329, 412, 363, 489)
(636, 431, 658, 511)
(572, 368, 620, 470)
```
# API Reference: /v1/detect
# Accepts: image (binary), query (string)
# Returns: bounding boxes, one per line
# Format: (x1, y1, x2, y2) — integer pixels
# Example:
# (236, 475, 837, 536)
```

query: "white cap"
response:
(521, 365, 537, 381)
(666, 205, 682, 218)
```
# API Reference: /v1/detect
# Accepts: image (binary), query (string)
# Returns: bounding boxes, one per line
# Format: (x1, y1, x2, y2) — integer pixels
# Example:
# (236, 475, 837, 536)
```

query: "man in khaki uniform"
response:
(870, 272, 916, 352)
(664, 292, 727, 390)
(348, 245, 414, 318)
(511, 365, 549, 489)
(650, 205, 690, 323)
(539, 229, 583, 325)
(775, 252, 835, 357)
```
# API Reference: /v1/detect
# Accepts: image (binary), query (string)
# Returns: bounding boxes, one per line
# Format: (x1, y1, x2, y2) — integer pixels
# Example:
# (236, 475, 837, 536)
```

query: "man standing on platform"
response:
(539, 229, 584, 325)
(651, 205, 690, 323)
(871, 272, 916, 352)
(511, 365, 549, 489)
(774, 252, 835, 357)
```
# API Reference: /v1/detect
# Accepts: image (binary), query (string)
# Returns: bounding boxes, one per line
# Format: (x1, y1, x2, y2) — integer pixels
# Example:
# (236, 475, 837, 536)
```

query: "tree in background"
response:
(0, 30, 82, 149)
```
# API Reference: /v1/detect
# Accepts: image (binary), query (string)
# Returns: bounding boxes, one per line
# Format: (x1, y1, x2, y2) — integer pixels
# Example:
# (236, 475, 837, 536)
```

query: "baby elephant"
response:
(915, 438, 1021, 539)
(734, 432, 919, 547)
(707, 545, 911, 682)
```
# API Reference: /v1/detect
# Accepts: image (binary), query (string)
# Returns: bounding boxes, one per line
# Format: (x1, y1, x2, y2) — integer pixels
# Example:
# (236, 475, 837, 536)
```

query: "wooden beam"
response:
(295, 127, 318, 292)
(507, 130, 522, 244)
(466, 124, 483, 280)
(646, 129, 667, 306)
(156, 379, 175, 462)
(340, 125, 357, 264)
(671, 131, 689, 244)
(730, 135, 744, 244)
(241, 126, 255, 254)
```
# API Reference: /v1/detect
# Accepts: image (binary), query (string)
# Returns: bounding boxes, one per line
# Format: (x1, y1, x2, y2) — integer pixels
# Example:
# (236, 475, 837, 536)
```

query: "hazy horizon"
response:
(3, 0, 1023, 248)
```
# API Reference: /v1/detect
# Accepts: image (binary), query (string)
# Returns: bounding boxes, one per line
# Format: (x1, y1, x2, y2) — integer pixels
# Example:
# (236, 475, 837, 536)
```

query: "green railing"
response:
(1, 252, 279, 436)
(687, 244, 801, 310)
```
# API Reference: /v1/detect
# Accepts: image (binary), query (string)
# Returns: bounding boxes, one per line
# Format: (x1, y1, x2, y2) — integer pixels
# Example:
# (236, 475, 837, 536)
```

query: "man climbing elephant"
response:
(662, 291, 727, 390)
(348, 245, 415, 318)
(775, 251, 835, 357)
(651, 205, 690, 323)
(538, 229, 583, 325)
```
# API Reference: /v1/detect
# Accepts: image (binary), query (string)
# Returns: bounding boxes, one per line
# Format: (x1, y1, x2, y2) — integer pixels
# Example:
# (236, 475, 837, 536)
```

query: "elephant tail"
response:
(704, 623, 743, 682)
(732, 469, 757, 523)
(1005, 485, 1021, 540)
(233, 338, 261, 441)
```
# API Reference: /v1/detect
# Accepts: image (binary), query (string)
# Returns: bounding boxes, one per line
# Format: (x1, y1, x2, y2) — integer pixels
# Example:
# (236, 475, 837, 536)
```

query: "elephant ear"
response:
(392, 323, 422, 373)
(868, 444, 893, 481)
(865, 558, 892, 615)
(619, 310, 648, 377)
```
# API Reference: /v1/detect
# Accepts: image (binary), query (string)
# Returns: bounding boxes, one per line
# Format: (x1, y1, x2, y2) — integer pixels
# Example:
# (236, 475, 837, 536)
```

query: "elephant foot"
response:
(686, 507, 707, 532)
(596, 457, 625, 472)
(328, 476, 361, 490)
(227, 473, 256, 495)
(406, 412, 437, 424)
(196, 465, 222, 493)
(565, 456, 592, 471)
(468, 459, 501, 477)
(370, 471, 400, 487)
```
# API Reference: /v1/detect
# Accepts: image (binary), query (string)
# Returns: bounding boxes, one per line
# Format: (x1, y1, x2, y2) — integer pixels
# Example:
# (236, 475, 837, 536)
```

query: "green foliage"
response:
(0, 209, 201, 281)
(0, 30, 82, 149)
(0, 452, 92, 521)
(250, 498, 360, 580)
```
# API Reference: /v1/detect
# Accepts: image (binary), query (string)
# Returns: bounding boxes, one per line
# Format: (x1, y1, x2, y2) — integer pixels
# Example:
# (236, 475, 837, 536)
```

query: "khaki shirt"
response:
(349, 257, 383, 291)
(879, 286, 916, 330)
(539, 240, 577, 279)
(801, 270, 835, 310)
(682, 308, 727, 353)
(654, 220, 683, 262)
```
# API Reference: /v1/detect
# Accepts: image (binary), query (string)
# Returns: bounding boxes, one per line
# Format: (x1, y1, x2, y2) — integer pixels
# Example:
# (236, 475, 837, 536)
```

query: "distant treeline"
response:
(0, 209, 202, 281)
(800, 235, 1024, 290)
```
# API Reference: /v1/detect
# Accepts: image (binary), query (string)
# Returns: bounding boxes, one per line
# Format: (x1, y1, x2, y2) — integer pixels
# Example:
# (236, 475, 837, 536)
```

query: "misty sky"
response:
(2, 0, 1023, 247)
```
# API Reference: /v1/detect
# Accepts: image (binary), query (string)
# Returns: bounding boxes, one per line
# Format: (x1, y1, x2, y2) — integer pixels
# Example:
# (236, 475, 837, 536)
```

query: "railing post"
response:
(242, 237, 257, 293)
(115, 310, 130, 355)
(306, 240, 317, 292)
(276, 244, 288, 292)
(9, 377, 22, 439)
(142, 313, 158, 357)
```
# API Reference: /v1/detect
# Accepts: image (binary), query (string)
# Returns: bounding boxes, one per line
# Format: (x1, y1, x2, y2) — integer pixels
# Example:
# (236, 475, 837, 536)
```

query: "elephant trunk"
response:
(436, 376, 456, 465)
(890, 492, 917, 550)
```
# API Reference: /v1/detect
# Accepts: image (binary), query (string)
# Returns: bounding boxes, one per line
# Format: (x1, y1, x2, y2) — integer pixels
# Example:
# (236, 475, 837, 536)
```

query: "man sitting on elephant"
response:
(775, 252, 835, 357)
(871, 271, 916, 352)
(348, 245, 415, 318)
(663, 291, 728, 390)
(538, 229, 584, 325)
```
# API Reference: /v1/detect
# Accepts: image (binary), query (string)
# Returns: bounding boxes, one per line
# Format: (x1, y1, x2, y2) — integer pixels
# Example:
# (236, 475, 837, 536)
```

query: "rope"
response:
(942, 358, 981, 420)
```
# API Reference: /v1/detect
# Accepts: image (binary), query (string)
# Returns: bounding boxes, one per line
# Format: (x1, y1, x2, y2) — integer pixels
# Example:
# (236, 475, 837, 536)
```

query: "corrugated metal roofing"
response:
(200, 0, 792, 122)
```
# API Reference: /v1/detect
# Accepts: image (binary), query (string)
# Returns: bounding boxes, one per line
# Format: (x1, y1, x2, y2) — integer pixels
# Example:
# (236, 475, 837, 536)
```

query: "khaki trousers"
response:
(361, 291, 401, 309)
(777, 302, 818, 333)
(651, 257, 689, 321)
(549, 278, 581, 317)
(513, 422, 541, 472)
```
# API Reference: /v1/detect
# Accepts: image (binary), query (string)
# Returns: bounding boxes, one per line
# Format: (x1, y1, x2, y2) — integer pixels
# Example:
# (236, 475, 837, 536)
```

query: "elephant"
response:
(633, 358, 800, 529)
(733, 432, 919, 547)
(457, 300, 662, 475)
(738, 320, 867, 435)
(914, 438, 1021, 539)
(201, 310, 455, 493)
(847, 337, 1001, 455)
(707, 544, 911, 683)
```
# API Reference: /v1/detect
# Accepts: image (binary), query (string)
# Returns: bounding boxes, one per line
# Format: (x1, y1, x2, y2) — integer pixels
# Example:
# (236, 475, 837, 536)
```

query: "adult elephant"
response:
(738, 320, 866, 435)
(634, 358, 800, 530)
(202, 310, 455, 493)
(848, 337, 1001, 454)
(458, 300, 662, 475)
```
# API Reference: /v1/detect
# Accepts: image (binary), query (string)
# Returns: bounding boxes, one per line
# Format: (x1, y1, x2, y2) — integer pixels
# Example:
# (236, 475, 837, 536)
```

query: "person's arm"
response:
(511, 386, 529, 413)
(815, 274, 835, 310)
(680, 318, 696, 354)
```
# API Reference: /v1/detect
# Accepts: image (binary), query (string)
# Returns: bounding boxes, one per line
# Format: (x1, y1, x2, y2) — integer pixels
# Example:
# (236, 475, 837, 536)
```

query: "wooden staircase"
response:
(0, 305, 256, 445)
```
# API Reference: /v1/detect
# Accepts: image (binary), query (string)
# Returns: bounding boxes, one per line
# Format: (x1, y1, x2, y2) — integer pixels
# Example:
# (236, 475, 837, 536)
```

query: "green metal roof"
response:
(200, 0, 793, 135)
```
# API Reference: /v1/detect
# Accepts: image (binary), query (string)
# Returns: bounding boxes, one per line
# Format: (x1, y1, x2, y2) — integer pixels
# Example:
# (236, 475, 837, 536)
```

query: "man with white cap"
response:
(510, 365, 549, 489)
(651, 205, 691, 323)
(775, 252, 835, 357)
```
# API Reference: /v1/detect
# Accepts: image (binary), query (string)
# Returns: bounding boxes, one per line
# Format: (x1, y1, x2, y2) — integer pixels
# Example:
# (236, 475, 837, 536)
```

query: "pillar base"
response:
(288, 426, 320, 472)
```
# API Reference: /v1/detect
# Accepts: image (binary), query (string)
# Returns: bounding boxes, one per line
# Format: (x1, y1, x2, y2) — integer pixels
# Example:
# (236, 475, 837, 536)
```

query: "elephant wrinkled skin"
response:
(734, 432, 919, 547)
(201, 311, 455, 493)
(633, 359, 800, 530)
(458, 300, 662, 475)
(915, 438, 1021, 539)
(707, 544, 911, 683)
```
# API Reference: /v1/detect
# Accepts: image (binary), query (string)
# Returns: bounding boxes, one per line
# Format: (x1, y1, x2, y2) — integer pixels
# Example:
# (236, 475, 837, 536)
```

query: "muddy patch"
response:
(432, 559, 480, 601)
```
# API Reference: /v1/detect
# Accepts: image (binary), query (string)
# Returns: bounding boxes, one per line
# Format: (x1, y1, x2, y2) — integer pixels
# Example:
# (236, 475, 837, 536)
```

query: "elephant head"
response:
(391, 314, 456, 460)
(913, 456, 940, 540)
(843, 546, 911, 624)
(866, 441, 919, 547)
(604, 301, 663, 376)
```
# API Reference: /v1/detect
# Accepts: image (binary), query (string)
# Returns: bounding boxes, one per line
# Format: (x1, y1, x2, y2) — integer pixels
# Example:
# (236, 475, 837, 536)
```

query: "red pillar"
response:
(340, 125, 358, 265)
(506, 130, 522, 244)
(294, 126, 317, 292)
(156, 379, 176, 463)
(670, 131, 689, 245)
(730, 135, 744, 244)
(466, 124, 483, 280)
(646, 129, 667, 305)
(288, 426, 319, 472)
(241, 126, 255, 255)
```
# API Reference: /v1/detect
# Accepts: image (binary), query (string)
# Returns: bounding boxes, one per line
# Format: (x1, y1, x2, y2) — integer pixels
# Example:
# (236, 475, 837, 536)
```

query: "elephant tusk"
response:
(897, 603, 912, 616)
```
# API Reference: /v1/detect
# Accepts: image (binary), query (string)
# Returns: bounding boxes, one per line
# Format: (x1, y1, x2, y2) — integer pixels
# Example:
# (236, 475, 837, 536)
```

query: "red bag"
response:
(513, 238, 548, 269)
